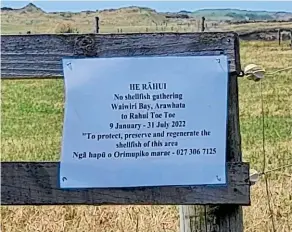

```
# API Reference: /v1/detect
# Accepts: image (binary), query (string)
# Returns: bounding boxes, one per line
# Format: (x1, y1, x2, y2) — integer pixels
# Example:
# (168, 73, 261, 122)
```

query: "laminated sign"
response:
(59, 55, 229, 189)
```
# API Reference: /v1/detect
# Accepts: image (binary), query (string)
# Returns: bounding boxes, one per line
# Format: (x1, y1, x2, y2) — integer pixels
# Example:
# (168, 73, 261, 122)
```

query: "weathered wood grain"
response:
(1, 162, 249, 205)
(215, 73, 244, 232)
(1, 32, 241, 79)
(2, 31, 247, 231)
(180, 74, 246, 232)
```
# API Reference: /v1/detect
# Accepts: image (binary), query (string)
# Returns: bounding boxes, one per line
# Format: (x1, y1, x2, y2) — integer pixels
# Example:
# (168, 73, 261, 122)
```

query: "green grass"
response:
(1, 79, 63, 161)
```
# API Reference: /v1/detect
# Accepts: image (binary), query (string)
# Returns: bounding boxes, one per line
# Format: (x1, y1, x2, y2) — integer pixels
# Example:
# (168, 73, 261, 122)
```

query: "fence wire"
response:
(238, 41, 292, 232)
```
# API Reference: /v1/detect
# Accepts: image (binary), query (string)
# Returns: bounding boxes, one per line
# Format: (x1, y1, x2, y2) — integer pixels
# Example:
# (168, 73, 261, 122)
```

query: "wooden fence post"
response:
(278, 29, 281, 45)
(95, 16, 99, 33)
(201, 17, 205, 32)
(1, 32, 249, 231)
(179, 69, 244, 231)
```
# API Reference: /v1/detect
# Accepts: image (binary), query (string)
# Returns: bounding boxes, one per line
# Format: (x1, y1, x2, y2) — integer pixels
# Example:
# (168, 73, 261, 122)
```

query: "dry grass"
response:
(1, 206, 179, 232)
(224, 21, 292, 32)
(1, 8, 292, 34)
(1, 14, 292, 232)
(239, 41, 292, 232)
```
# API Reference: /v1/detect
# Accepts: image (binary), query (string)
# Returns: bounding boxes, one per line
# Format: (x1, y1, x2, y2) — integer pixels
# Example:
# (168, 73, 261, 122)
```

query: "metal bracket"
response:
(230, 70, 245, 77)
(238, 70, 245, 77)
(74, 35, 97, 57)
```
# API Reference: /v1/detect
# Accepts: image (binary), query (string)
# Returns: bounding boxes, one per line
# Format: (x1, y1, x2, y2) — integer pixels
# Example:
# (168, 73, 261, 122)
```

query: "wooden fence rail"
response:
(1, 162, 249, 205)
(1, 32, 250, 232)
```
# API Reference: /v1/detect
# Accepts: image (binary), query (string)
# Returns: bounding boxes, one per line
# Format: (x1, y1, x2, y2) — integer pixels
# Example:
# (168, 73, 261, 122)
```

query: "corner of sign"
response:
(213, 174, 227, 185)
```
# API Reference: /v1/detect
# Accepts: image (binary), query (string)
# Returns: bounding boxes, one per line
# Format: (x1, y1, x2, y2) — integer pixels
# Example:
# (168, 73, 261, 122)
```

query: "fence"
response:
(238, 41, 292, 232)
(1, 31, 250, 232)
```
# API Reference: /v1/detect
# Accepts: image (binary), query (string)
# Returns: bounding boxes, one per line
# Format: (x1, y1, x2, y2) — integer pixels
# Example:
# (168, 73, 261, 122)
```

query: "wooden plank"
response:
(1, 162, 250, 205)
(1, 32, 241, 79)
(180, 74, 246, 232)
(1, 162, 249, 205)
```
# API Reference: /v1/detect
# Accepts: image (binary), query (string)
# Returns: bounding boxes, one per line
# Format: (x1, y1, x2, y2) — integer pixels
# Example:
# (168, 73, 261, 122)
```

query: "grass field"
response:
(1, 37, 292, 231)
(1, 5, 292, 35)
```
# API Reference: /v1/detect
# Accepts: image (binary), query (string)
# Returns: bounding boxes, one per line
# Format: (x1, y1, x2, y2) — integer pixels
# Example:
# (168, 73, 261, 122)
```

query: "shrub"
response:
(56, 23, 78, 33)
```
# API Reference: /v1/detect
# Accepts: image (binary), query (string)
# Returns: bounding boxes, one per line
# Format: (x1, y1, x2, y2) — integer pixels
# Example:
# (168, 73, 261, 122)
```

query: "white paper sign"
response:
(59, 55, 229, 189)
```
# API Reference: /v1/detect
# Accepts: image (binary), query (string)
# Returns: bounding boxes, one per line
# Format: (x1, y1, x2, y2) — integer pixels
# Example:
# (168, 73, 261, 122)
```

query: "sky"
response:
(1, 1, 292, 13)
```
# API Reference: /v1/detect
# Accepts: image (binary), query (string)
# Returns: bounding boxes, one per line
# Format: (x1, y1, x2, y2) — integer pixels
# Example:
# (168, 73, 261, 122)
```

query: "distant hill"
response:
(2, 3, 45, 14)
(1, 3, 292, 22)
(1, 3, 292, 35)
(191, 9, 292, 21)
